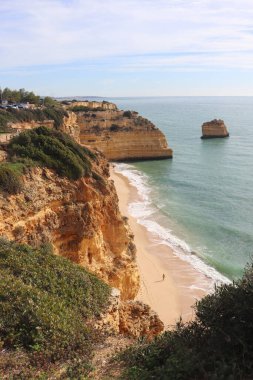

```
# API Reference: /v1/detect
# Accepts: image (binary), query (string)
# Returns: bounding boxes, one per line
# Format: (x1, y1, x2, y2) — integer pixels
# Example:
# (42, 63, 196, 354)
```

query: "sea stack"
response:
(201, 119, 229, 139)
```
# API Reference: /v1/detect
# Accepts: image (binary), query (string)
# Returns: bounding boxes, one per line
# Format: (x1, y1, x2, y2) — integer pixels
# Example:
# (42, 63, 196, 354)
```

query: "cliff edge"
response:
(64, 101, 173, 160)
(0, 163, 139, 301)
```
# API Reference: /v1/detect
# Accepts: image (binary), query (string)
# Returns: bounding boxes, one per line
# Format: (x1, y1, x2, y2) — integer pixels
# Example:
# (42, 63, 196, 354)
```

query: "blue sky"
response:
(1, 0, 253, 96)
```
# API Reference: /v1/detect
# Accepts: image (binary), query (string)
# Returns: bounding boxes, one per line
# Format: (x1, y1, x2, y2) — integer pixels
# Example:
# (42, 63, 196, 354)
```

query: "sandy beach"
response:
(110, 166, 214, 328)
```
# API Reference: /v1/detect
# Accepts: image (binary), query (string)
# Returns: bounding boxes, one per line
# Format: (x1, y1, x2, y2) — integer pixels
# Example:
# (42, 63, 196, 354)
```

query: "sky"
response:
(1, 0, 253, 96)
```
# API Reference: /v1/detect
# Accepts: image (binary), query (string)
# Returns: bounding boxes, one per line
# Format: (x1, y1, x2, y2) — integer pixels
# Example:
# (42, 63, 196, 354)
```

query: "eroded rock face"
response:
(4, 101, 173, 161)
(0, 150, 7, 162)
(0, 161, 139, 300)
(61, 111, 80, 143)
(64, 104, 173, 160)
(96, 288, 164, 338)
(118, 300, 164, 338)
(9, 119, 55, 131)
(68, 100, 118, 111)
(201, 119, 229, 139)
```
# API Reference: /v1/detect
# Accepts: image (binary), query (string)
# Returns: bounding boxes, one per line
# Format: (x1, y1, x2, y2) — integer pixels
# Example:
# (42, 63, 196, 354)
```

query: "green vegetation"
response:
(0, 87, 40, 105)
(0, 107, 68, 132)
(120, 265, 253, 379)
(7, 126, 96, 180)
(123, 110, 132, 118)
(70, 105, 104, 112)
(0, 239, 110, 378)
(0, 110, 17, 132)
(0, 164, 24, 194)
(110, 124, 120, 132)
(43, 96, 58, 107)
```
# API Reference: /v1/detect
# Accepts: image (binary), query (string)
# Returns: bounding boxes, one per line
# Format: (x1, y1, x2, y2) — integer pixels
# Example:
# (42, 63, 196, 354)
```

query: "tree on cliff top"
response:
(1, 87, 40, 104)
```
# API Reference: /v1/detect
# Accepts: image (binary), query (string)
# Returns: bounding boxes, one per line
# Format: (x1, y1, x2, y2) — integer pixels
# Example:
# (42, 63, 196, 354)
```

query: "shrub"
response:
(120, 264, 253, 379)
(110, 124, 120, 132)
(0, 165, 23, 194)
(123, 110, 132, 118)
(70, 105, 103, 112)
(7, 126, 96, 180)
(0, 107, 67, 131)
(0, 239, 110, 361)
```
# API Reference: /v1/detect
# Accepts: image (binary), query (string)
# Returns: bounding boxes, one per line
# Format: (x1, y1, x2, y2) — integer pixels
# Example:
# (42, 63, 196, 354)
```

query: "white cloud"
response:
(1, 0, 253, 71)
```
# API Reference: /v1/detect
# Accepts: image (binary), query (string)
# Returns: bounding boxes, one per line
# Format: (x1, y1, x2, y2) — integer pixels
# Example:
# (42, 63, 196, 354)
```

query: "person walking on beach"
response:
(162, 273, 165, 281)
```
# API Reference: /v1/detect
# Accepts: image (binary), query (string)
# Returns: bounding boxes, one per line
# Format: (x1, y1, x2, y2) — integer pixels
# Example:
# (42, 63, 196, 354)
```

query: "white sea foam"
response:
(114, 163, 231, 289)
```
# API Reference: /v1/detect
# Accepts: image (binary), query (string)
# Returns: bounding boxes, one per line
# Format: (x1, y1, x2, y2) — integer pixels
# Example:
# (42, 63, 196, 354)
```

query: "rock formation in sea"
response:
(201, 119, 229, 139)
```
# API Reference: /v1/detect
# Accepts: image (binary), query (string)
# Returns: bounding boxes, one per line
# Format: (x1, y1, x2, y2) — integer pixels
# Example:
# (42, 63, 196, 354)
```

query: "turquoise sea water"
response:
(106, 97, 253, 281)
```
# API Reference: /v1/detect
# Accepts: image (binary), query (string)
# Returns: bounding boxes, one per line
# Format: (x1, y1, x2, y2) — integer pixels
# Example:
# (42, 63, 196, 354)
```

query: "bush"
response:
(0, 239, 110, 361)
(7, 126, 96, 180)
(0, 165, 23, 194)
(70, 105, 103, 112)
(123, 110, 132, 118)
(0, 107, 67, 131)
(120, 264, 253, 379)
(110, 124, 120, 132)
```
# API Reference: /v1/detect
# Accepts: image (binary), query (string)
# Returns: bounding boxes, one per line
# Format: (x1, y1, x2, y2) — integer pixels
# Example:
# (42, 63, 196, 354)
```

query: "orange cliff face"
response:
(0, 157, 139, 301)
(3, 101, 173, 161)
(64, 102, 173, 160)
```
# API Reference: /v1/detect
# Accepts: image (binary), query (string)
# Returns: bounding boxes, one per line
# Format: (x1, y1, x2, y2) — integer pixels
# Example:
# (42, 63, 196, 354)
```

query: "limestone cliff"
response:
(9, 119, 55, 131)
(65, 102, 173, 160)
(68, 100, 118, 111)
(96, 288, 164, 338)
(61, 111, 80, 143)
(0, 159, 139, 301)
(201, 119, 229, 139)
(4, 101, 173, 161)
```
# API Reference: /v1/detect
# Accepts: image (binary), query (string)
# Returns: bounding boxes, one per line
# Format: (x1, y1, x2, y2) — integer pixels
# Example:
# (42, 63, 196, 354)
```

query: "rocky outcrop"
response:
(61, 101, 173, 160)
(67, 100, 118, 111)
(4, 101, 173, 161)
(61, 111, 80, 143)
(201, 119, 229, 139)
(118, 300, 164, 338)
(9, 119, 55, 131)
(0, 161, 139, 301)
(96, 288, 164, 338)
(0, 149, 7, 161)
(66, 106, 173, 160)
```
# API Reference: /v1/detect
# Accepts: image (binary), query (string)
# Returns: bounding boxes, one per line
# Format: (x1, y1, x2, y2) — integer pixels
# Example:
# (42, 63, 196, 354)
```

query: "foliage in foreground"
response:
(7, 126, 96, 180)
(0, 239, 111, 378)
(120, 265, 253, 380)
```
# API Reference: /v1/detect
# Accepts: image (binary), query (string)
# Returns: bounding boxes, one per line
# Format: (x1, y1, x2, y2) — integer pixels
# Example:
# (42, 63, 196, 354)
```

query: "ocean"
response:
(104, 96, 253, 282)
